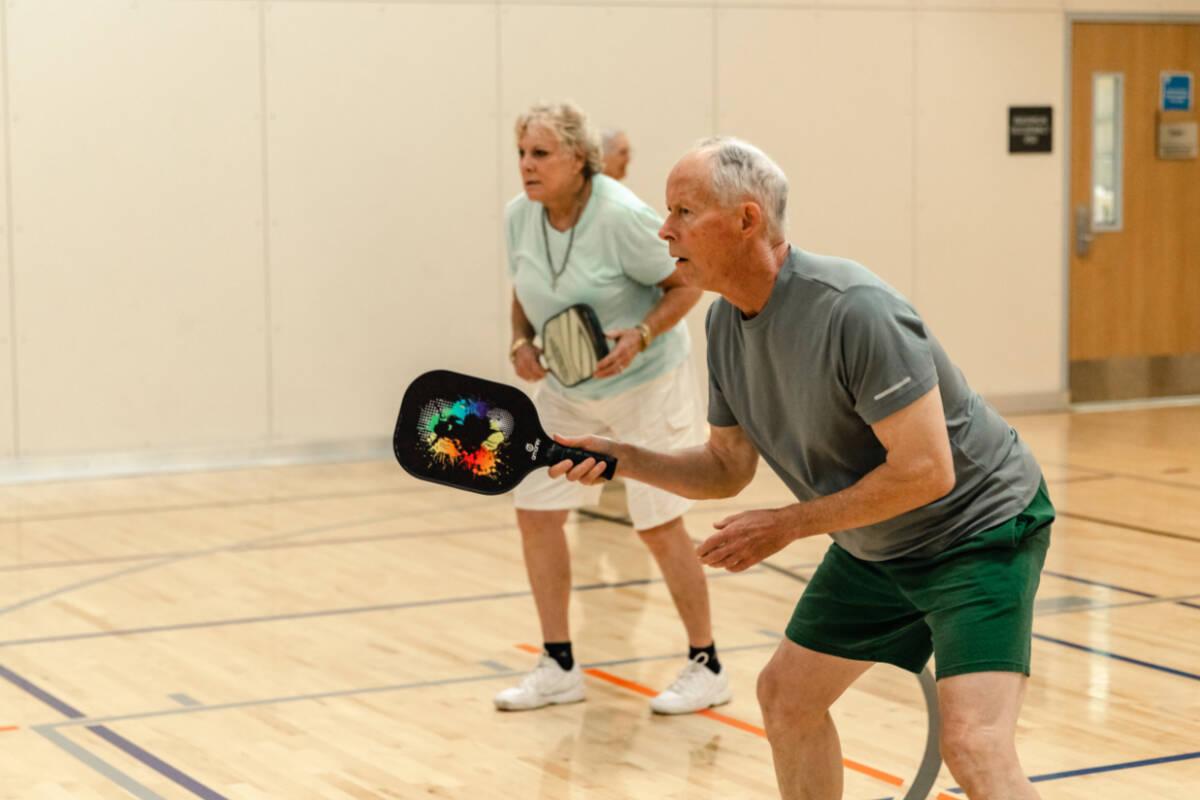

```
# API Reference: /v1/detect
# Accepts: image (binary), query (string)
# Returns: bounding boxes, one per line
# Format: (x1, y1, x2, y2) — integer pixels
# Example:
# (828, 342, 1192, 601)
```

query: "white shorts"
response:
(513, 360, 705, 531)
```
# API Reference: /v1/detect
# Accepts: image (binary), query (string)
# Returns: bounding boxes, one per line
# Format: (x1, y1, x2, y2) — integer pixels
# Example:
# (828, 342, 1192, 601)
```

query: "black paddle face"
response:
(394, 370, 549, 495)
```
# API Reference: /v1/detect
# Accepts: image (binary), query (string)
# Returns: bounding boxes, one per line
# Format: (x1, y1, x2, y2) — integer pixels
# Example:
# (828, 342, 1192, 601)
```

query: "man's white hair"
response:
(695, 137, 788, 241)
(601, 128, 625, 154)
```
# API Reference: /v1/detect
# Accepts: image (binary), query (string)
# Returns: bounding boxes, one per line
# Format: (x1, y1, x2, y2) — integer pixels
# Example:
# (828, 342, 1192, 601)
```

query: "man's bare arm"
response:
(549, 422, 759, 500)
(698, 386, 956, 571)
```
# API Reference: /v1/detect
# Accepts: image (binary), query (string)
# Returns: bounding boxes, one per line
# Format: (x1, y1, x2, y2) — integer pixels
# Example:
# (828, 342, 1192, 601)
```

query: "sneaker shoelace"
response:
(664, 657, 712, 695)
(523, 657, 566, 691)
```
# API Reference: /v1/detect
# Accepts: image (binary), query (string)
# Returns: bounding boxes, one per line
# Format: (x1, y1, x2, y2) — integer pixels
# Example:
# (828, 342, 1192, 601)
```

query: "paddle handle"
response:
(545, 442, 618, 480)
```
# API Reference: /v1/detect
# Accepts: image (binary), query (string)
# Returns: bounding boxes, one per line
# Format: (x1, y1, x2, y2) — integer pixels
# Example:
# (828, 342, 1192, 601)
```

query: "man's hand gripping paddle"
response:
(393, 369, 617, 495)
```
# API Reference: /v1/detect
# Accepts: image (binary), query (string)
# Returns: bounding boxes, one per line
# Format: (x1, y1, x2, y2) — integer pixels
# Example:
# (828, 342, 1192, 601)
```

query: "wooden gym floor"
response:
(0, 403, 1197, 799)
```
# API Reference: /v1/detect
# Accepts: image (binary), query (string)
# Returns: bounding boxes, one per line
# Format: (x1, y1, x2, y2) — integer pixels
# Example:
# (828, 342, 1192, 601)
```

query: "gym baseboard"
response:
(0, 437, 393, 485)
(984, 391, 1072, 415)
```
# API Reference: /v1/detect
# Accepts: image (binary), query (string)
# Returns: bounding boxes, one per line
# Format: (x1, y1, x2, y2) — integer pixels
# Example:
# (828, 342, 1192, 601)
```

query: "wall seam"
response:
(712, 0, 719, 136)
(257, 1, 276, 442)
(496, 0, 507, 373)
(1, 1, 17, 457)
(910, 7, 919, 305)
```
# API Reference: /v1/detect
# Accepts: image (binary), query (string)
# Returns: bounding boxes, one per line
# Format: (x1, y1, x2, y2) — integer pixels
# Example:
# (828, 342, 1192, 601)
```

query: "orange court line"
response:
(540, 651, 909, 790)
(584, 665, 904, 787)
(0, 725, 18, 732)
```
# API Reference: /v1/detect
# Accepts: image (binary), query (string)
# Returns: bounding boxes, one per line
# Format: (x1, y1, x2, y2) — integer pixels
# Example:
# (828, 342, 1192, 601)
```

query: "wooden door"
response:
(1069, 22, 1200, 402)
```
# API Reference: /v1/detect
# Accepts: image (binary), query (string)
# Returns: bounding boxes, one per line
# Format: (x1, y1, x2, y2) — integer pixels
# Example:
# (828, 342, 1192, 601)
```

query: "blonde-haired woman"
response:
(497, 100, 730, 714)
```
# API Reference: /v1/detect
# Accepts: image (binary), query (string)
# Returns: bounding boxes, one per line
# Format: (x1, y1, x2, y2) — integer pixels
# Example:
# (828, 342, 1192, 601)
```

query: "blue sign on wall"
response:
(1161, 72, 1193, 112)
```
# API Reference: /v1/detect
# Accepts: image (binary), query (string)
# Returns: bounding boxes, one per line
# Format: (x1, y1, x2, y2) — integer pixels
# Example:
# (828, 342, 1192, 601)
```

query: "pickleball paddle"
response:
(393, 369, 618, 495)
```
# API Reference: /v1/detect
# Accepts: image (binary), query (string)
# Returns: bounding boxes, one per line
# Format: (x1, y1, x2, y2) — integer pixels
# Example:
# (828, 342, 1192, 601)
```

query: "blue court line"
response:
(1043, 569, 1200, 611)
(1032, 633, 1200, 681)
(935, 750, 1200, 794)
(0, 662, 229, 799)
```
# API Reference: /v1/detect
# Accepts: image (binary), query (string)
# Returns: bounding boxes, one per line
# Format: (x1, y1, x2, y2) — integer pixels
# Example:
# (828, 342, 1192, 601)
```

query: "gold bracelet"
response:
(509, 337, 530, 361)
(636, 323, 652, 352)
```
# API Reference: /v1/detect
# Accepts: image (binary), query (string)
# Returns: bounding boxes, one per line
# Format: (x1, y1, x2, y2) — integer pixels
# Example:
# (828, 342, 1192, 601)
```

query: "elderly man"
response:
(601, 128, 632, 180)
(551, 137, 1053, 800)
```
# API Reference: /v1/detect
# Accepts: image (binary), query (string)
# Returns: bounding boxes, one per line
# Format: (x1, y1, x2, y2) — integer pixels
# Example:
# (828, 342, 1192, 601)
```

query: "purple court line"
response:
(0, 662, 229, 800)
(88, 725, 229, 800)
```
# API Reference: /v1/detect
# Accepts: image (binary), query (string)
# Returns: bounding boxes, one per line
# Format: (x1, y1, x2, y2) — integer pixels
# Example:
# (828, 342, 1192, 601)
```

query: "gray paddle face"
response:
(393, 370, 548, 495)
(541, 304, 609, 387)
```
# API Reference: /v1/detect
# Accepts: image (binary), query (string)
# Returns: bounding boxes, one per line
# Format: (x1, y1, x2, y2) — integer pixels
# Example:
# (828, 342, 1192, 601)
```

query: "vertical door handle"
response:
(1075, 205, 1094, 257)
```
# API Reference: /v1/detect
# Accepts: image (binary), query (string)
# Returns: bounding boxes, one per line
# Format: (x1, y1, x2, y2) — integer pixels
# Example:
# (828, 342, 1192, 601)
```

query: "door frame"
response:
(1062, 14, 1200, 406)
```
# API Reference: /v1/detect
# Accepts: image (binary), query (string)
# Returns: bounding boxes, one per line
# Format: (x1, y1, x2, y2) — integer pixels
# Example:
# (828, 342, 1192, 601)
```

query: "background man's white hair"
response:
(695, 137, 788, 241)
(601, 128, 624, 155)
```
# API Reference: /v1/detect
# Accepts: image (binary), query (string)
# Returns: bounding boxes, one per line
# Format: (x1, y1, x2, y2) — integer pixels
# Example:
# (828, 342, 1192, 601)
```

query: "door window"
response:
(1091, 72, 1124, 231)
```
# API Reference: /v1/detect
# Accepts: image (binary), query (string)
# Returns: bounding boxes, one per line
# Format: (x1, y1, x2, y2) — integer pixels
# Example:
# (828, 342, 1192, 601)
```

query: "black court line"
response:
(1045, 461, 1200, 492)
(0, 567, 790, 648)
(1044, 472, 1118, 485)
(0, 664, 227, 799)
(1054, 509, 1200, 544)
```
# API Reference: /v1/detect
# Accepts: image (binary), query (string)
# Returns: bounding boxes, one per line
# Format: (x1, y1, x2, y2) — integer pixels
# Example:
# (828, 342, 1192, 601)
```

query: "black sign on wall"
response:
(1009, 106, 1053, 153)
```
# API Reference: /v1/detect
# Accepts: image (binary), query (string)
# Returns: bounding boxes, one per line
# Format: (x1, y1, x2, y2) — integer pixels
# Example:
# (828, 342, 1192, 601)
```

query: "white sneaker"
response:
(649, 653, 732, 715)
(493, 655, 585, 711)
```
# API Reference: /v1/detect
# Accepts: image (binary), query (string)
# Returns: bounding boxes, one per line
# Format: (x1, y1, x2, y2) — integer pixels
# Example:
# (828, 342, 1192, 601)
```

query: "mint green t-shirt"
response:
(506, 174, 689, 399)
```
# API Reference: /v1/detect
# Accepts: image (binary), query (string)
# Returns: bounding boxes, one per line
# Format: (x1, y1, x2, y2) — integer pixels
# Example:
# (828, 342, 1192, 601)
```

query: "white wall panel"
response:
(915, 11, 1065, 396)
(0, 61, 12, 459)
(8, 1, 266, 455)
(500, 4, 715, 391)
(265, 3, 498, 441)
(718, 9, 916, 294)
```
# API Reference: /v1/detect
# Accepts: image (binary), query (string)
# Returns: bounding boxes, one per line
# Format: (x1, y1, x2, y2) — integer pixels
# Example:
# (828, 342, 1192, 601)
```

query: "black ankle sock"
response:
(689, 643, 721, 674)
(544, 641, 574, 671)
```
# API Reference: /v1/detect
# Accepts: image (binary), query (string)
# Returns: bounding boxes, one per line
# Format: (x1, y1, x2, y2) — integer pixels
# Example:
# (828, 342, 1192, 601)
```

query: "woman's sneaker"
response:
(649, 653, 732, 714)
(493, 655, 586, 711)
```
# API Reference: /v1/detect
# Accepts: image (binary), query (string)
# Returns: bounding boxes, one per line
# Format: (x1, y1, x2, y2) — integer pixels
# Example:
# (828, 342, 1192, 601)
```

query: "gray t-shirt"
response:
(706, 247, 1041, 561)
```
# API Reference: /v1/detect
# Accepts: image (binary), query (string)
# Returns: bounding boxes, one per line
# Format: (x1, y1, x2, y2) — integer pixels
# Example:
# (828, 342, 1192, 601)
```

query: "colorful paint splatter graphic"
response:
(417, 396, 515, 479)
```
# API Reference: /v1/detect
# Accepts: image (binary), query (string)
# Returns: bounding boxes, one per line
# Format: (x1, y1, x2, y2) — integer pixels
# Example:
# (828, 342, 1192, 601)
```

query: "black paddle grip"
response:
(545, 442, 618, 480)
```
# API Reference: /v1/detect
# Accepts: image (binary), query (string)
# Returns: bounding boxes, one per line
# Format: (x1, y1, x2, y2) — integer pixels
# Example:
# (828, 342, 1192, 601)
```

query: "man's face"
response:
(658, 152, 740, 291)
(603, 132, 631, 180)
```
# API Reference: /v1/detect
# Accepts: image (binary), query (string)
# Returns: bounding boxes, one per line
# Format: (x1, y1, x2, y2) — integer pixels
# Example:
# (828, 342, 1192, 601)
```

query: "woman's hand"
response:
(511, 342, 548, 382)
(593, 328, 642, 380)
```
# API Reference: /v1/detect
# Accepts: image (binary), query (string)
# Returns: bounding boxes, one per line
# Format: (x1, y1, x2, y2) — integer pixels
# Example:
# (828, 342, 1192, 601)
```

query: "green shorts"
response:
(785, 480, 1054, 679)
